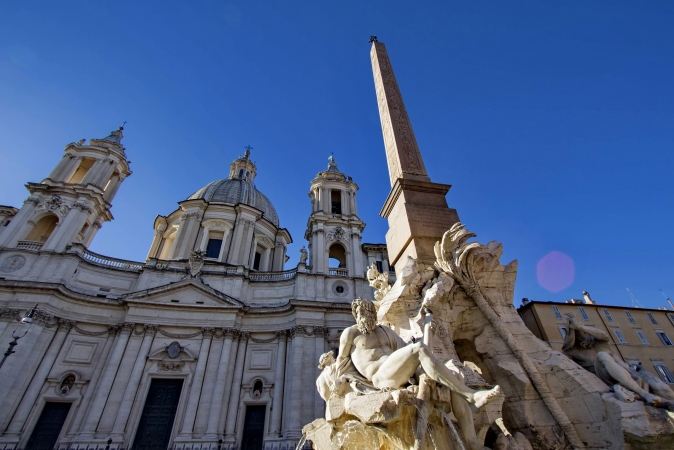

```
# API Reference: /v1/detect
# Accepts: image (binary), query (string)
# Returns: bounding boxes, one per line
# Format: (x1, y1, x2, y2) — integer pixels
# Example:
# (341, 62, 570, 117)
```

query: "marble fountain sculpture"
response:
(302, 223, 674, 449)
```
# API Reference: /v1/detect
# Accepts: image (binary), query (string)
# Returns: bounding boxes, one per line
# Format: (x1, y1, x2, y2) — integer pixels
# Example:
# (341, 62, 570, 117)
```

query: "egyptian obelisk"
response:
(370, 38, 459, 272)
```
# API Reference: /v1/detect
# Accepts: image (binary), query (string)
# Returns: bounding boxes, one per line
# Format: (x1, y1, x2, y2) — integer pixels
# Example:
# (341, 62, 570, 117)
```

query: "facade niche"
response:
(25, 214, 58, 243)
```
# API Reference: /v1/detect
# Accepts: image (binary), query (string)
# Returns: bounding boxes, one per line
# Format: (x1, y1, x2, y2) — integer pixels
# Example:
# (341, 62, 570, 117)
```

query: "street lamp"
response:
(0, 304, 38, 370)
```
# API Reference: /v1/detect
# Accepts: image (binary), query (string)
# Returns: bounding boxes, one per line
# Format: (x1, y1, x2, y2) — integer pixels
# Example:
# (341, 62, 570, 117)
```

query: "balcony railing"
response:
(249, 268, 298, 282)
(328, 267, 348, 277)
(81, 248, 144, 272)
(16, 240, 44, 251)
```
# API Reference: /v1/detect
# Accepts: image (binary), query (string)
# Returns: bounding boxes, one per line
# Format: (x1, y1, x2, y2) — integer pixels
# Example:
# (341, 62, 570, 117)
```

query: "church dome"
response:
(188, 178, 280, 226)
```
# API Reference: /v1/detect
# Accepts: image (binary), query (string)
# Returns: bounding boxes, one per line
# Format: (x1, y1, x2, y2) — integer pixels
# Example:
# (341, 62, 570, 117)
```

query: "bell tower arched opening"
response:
(25, 214, 58, 243)
(328, 243, 347, 269)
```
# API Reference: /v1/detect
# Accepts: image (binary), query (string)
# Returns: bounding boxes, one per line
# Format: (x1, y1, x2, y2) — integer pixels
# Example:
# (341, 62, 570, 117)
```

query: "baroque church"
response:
(0, 125, 394, 449)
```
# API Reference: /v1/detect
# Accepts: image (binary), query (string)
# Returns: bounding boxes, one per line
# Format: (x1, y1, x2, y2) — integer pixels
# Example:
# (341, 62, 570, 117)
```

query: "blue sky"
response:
(1, 1, 672, 309)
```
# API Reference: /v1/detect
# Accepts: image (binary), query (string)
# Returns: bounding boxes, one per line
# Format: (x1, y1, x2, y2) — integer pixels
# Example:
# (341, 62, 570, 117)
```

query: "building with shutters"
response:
(517, 298, 674, 385)
(0, 127, 395, 450)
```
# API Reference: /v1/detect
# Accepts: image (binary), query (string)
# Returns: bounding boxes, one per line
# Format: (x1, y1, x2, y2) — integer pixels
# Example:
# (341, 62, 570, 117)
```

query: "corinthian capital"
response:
(58, 319, 75, 331)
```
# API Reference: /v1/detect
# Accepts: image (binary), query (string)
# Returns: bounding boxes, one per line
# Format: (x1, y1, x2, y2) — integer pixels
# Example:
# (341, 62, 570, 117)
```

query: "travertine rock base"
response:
(602, 394, 674, 449)
(305, 384, 501, 450)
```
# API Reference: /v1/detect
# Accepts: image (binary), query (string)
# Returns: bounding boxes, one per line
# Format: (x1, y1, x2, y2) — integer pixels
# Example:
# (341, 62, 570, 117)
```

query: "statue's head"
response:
(318, 351, 336, 369)
(352, 298, 377, 334)
(575, 329, 596, 349)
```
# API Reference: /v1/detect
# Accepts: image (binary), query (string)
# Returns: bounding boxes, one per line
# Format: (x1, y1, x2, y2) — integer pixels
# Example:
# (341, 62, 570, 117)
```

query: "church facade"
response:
(0, 128, 393, 450)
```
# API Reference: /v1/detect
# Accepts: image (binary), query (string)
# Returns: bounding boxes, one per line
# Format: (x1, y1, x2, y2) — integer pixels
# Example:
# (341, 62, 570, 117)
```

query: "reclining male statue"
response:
(562, 313, 674, 404)
(319, 298, 501, 450)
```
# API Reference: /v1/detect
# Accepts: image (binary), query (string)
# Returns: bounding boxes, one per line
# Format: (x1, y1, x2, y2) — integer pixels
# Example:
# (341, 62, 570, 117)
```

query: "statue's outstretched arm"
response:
(573, 322, 610, 342)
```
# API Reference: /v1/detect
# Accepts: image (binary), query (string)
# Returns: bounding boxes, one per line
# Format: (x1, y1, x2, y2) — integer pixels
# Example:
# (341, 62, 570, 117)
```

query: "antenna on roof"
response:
(626, 288, 644, 308)
(661, 289, 674, 310)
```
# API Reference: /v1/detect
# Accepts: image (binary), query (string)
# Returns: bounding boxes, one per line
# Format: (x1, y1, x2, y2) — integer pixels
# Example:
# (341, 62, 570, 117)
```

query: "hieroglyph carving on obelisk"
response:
(370, 42, 429, 186)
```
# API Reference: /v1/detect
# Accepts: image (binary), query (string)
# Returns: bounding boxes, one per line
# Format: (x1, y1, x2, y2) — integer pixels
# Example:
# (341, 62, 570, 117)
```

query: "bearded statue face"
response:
(351, 299, 377, 334)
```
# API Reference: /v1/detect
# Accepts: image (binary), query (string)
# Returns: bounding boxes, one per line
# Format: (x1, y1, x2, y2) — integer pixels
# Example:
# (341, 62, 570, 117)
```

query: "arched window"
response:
(25, 214, 58, 243)
(328, 243, 346, 268)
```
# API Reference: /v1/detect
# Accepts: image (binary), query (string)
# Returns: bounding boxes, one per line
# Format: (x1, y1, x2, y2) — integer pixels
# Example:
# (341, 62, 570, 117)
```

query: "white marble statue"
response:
(299, 246, 308, 264)
(366, 263, 391, 301)
(562, 314, 668, 404)
(338, 297, 501, 406)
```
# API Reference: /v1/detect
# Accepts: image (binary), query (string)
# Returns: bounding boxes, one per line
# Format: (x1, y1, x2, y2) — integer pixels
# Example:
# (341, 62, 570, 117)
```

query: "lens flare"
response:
(536, 251, 574, 293)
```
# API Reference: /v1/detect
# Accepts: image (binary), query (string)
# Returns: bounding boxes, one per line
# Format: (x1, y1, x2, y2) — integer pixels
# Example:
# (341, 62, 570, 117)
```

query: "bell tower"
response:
(0, 126, 132, 252)
(304, 156, 365, 277)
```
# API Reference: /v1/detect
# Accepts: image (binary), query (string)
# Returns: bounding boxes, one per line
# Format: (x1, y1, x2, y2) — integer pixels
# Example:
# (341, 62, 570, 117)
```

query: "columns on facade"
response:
(217, 332, 241, 438)
(178, 328, 214, 438)
(109, 325, 157, 440)
(269, 330, 288, 436)
(316, 229, 325, 274)
(79, 323, 134, 437)
(172, 212, 201, 259)
(194, 330, 225, 436)
(68, 325, 119, 438)
(4, 319, 74, 437)
(287, 326, 305, 437)
(241, 223, 256, 269)
(352, 232, 364, 278)
(322, 188, 329, 213)
(314, 328, 327, 419)
(47, 153, 79, 182)
(204, 329, 236, 439)
(103, 173, 123, 202)
(0, 197, 39, 247)
(227, 219, 247, 265)
(224, 332, 249, 440)
(43, 203, 91, 252)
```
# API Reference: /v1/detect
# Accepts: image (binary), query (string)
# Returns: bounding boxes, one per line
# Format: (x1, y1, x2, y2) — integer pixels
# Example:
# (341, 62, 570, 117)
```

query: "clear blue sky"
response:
(1, 1, 672, 309)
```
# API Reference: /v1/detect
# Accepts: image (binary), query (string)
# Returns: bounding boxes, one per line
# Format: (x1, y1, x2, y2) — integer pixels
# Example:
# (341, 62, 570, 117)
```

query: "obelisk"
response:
(370, 39, 459, 272)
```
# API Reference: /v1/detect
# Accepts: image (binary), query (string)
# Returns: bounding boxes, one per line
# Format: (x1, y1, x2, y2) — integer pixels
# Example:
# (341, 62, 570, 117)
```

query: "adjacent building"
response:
(518, 297, 674, 384)
(0, 127, 393, 450)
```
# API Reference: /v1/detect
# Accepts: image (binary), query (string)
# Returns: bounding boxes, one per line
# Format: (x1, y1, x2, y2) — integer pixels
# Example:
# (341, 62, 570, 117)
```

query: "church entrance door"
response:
(25, 402, 71, 450)
(132, 378, 183, 450)
(240, 405, 266, 450)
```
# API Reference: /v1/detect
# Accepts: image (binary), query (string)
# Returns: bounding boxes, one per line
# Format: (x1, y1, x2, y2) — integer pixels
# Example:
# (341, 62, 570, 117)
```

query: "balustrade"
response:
(249, 268, 298, 282)
(16, 240, 43, 251)
(328, 267, 348, 277)
(81, 248, 144, 271)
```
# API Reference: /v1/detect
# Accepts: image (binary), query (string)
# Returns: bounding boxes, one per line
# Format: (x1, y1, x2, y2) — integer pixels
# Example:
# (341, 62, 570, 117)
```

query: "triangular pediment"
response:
(122, 278, 243, 308)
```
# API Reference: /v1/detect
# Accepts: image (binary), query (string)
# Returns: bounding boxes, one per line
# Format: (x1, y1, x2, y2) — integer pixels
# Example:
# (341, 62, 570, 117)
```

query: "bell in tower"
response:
(304, 155, 365, 277)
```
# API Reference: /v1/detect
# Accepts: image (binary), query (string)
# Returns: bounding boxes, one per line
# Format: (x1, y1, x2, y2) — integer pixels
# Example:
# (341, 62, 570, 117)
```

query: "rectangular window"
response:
(253, 252, 262, 271)
(578, 307, 589, 321)
(647, 312, 657, 325)
(654, 364, 674, 383)
(614, 329, 627, 344)
(636, 330, 649, 345)
(558, 326, 567, 340)
(657, 331, 673, 346)
(375, 261, 383, 273)
(603, 309, 613, 322)
(668, 314, 674, 327)
(552, 305, 563, 320)
(205, 238, 222, 259)
(625, 310, 636, 324)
